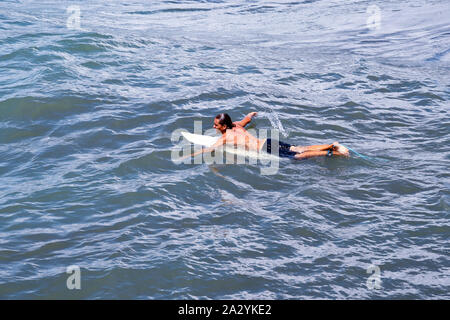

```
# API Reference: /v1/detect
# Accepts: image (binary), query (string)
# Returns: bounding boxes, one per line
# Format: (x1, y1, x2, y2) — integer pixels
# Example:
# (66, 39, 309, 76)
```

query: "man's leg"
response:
(289, 143, 334, 154)
(294, 144, 349, 159)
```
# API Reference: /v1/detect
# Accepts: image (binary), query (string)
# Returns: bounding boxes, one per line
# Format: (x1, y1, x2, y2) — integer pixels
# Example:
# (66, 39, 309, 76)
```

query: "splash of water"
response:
(249, 98, 288, 138)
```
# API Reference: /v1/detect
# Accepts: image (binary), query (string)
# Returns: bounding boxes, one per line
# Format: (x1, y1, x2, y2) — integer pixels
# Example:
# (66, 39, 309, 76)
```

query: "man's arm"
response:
(233, 112, 257, 127)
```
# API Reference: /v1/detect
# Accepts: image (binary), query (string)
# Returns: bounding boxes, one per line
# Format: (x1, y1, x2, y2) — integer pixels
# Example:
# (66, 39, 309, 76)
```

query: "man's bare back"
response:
(220, 124, 265, 151)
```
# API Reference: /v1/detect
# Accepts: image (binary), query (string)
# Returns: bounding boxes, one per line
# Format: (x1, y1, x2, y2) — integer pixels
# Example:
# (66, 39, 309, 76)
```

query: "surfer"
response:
(185, 112, 349, 159)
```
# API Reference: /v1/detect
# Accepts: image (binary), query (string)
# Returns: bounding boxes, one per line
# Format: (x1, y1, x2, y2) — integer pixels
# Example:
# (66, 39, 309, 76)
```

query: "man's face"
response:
(213, 118, 225, 132)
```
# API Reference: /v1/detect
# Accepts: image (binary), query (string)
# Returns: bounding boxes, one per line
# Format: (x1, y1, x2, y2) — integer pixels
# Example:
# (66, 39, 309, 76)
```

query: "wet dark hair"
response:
(215, 113, 235, 129)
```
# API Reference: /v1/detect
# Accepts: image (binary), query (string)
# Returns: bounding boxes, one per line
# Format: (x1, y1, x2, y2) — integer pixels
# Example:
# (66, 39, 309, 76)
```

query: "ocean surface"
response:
(0, 0, 449, 299)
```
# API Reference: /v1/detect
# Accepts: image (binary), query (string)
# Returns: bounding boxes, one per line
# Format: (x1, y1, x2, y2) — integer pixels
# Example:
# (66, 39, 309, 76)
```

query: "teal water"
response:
(0, 0, 449, 299)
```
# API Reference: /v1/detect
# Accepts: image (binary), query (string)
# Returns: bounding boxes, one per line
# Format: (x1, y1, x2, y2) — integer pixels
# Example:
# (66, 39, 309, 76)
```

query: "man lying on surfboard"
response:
(185, 112, 349, 160)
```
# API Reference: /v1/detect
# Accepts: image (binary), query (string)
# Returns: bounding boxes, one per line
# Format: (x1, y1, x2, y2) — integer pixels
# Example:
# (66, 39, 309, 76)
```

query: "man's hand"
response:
(247, 112, 257, 118)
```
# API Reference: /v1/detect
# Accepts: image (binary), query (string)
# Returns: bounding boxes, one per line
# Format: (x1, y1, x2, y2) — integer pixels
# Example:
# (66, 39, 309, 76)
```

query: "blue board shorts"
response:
(262, 138, 298, 159)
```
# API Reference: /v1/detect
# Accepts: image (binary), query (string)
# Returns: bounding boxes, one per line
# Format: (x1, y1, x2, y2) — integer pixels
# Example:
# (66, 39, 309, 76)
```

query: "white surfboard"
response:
(181, 131, 279, 161)
(182, 131, 219, 147)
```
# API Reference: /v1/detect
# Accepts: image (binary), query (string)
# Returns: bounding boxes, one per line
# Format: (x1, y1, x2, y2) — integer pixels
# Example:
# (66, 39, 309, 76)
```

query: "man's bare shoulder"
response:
(232, 124, 247, 132)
